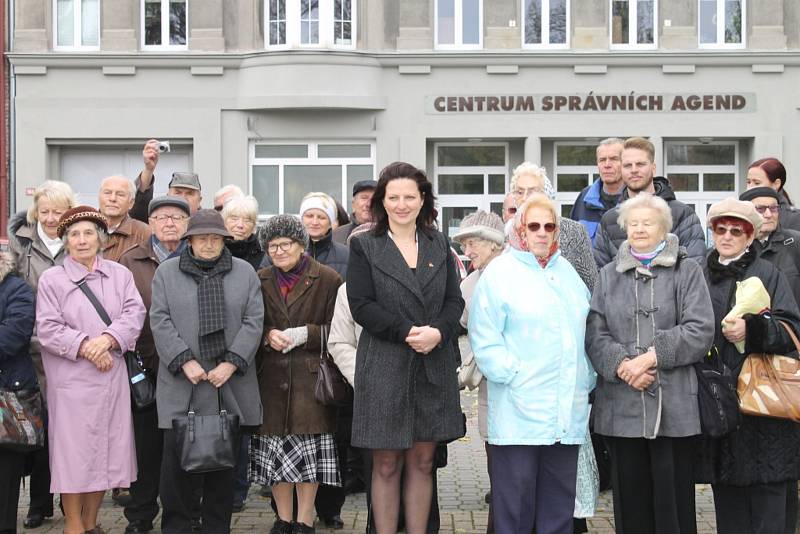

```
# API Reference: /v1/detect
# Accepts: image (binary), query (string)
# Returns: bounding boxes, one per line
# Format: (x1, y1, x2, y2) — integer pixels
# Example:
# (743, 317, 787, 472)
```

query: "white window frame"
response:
(249, 140, 375, 218)
(141, 0, 188, 51)
(609, 0, 658, 50)
(521, 0, 570, 50)
(264, 1, 357, 50)
(698, 0, 746, 49)
(53, 0, 100, 51)
(552, 141, 601, 217)
(434, 0, 484, 51)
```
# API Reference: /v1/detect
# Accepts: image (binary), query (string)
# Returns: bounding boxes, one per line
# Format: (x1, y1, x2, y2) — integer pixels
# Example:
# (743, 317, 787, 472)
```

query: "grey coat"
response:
(150, 255, 265, 429)
(347, 229, 465, 449)
(586, 234, 714, 438)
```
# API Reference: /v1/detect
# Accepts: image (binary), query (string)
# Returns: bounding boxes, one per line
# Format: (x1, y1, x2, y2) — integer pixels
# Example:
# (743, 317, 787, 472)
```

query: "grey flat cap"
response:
(169, 172, 201, 191)
(148, 195, 191, 217)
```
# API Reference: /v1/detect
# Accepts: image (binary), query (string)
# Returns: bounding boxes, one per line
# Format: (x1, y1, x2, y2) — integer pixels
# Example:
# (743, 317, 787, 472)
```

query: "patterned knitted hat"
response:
(57, 205, 108, 238)
(259, 214, 309, 249)
(451, 210, 505, 246)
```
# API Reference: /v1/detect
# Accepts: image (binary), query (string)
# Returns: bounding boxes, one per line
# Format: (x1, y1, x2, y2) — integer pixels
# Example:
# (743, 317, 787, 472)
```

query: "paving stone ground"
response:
(16, 387, 725, 533)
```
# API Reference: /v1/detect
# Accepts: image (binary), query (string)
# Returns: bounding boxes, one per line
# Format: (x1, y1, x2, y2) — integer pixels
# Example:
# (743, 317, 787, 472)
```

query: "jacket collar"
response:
(63, 254, 111, 282)
(760, 225, 797, 251)
(620, 176, 676, 203)
(372, 230, 445, 306)
(109, 214, 135, 237)
(508, 246, 562, 270)
(583, 179, 605, 209)
(616, 233, 681, 274)
(12, 217, 63, 261)
(308, 230, 333, 257)
(260, 256, 323, 317)
(124, 241, 159, 263)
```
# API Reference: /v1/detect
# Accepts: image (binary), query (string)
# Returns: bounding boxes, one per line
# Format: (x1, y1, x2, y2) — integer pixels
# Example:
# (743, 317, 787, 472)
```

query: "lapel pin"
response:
(428, 262, 434, 268)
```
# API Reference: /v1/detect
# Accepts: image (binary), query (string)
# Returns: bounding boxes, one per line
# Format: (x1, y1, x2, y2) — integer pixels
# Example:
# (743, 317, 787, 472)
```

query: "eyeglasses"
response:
(754, 205, 780, 215)
(526, 222, 557, 233)
(213, 205, 223, 212)
(713, 225, 746, 237)
(149, 214, 188, 223)
(267, 242, 294, 254)
(506, 207, 517, 215)
(514, 186, 544, 198)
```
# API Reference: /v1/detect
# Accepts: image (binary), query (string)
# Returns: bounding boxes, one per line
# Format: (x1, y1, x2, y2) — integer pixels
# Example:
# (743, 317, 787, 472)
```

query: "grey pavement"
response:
(17, 388, 721, 533)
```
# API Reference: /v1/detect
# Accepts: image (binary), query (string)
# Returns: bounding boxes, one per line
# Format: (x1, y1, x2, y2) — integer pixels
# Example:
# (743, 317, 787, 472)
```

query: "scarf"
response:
(178, 246, 233, 362)
(225, 233, 264, 270)
(535, 241, 560, 269)
(630, 240, 667, 266)
(706, 247, 757, 284)
(276, 254, 310, 302)
(37, 222, 63, 257)
(152, 235, 186, 263)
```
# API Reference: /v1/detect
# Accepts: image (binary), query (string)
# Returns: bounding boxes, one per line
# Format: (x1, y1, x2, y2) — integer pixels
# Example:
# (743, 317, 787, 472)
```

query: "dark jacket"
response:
(696, 248, 800, 486)
(332, 221, 356, 245)
(257, 257, 342, 435)
(0, 253, 37, 390)
(226, 234, 266, 271)
(118, 240, 161, 370)
(779, 197, 800, 232)
(753, 225, 800, 307)
(347, 230, 465, 449)
(129, 173, 153, 224)
(103, 215, 152, 263)
(308, 231, 349, 278)
(570, 179, 618, 246)
(593, 176, 707, 268)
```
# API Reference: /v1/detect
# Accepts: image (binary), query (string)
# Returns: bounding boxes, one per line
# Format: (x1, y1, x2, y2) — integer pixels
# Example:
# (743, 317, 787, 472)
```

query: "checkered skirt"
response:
(249, 433, 341, 487)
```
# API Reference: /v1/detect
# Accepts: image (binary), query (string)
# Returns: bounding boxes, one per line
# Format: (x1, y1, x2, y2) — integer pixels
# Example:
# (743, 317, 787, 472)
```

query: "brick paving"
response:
(17, 388, 724, 533)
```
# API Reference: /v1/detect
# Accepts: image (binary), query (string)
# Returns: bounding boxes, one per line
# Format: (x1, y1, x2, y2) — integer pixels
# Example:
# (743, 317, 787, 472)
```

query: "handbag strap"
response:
(74, 278, 112, 327)
(779, 321, 800, 354)
(320, 324, 328, 360)
(757, 321, 800, 422)
(187, 383, 226, 414)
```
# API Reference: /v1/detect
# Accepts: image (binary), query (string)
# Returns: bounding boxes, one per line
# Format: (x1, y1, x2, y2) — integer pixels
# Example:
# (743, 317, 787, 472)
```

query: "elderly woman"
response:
(0, 250, 36, 534)
(300, 192, 349, 277)
(697, 198, 800, 534)
(251, 214, 342, 534)
(36, 206, 146, 534)
(745, 157, 800, 230)
(150, 209, 264, 534)
(468, 194, 594, 534)
(586, 193, 714, 534)
(223, 194, 266, 271)
(7, 179, 76, 528)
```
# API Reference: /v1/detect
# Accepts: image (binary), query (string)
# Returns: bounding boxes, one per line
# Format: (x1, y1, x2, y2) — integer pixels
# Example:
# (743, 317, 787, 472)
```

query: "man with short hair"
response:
(333, 180, 376, 245)
(570, 138, 625, 245)
(99, 175, 152, 262)
(213, 185, 244, 211)
(593, 137, 707, 268)
(501, 193, 516, 224)
(118, 196, 191, 534)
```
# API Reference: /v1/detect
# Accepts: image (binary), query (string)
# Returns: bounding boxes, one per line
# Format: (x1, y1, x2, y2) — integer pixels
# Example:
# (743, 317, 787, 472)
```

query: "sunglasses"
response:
(213, 205, 224, 212)
(506, 207, 517, 215)
(713, 225, 746, 237)
(526, 222, 557, 233)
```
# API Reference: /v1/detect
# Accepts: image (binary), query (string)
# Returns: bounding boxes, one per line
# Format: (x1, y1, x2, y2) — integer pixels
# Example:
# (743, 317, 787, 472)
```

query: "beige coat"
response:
(459, 269, 488, 440)
(327, 283, 360, 386)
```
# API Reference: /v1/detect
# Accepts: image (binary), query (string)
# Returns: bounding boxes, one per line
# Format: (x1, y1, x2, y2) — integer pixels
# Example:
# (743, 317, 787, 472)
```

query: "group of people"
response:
(1, 134, 800, 534)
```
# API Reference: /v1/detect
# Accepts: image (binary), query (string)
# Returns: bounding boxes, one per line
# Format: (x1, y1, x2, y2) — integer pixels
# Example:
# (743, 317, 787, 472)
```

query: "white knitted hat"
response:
(451, 210, 505, 246)
(299, 194, 337, 225)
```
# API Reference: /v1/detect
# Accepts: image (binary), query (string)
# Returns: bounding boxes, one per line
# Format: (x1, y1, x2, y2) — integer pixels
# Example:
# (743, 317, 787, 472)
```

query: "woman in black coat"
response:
(699, 199, 800, 534)
(347, 162, 464, 534)
(0, 251, 37, 533)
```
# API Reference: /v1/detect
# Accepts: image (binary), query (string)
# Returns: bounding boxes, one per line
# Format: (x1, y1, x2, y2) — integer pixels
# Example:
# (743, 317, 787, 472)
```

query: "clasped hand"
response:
(405, 326, 442, 355)
(182, 360, 236, 388)
(80, 335, 114, 372)
(617, 348, 657, 391)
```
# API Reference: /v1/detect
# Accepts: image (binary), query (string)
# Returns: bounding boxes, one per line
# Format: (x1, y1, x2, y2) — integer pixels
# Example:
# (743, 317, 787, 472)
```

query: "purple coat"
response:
(36, 255, 145, 493)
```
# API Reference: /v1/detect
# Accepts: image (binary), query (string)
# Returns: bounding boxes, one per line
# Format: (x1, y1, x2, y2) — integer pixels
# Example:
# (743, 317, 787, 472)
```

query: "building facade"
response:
(7, 0, 800, 241)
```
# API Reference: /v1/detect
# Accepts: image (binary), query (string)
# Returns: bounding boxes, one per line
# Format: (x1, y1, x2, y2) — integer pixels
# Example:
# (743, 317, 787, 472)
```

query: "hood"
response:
(0, 251, 16, 282)
(583, 179, 605, 209)
(621, 176, 676, 203)
(616, 233, 682, 274)
(8, 210, 30, 240)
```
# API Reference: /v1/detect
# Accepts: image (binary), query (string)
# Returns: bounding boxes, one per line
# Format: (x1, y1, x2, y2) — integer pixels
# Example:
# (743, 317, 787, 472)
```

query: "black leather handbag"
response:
(314, 325, 353, 407)
(695, 346, 740, 438)
(75, 279, 156, 411)
(172, 385, 240, 473)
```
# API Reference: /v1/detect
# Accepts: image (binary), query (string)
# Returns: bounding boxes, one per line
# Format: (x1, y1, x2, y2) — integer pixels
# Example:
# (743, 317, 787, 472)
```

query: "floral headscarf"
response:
(507, 183, 560, 268)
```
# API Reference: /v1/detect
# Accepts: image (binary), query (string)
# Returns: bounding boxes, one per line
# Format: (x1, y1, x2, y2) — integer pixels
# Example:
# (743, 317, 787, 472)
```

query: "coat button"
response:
(279, 383, 289, 391)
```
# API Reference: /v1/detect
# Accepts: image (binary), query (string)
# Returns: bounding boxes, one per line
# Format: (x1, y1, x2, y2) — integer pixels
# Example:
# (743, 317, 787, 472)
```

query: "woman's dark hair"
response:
(750, 157, 791, 205)
(370, 162, 437, 236)
(334, 199, 350, 227)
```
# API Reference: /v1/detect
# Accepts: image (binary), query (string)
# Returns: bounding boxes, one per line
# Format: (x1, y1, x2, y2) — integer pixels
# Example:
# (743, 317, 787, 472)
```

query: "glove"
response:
(281, 326, 308, 353)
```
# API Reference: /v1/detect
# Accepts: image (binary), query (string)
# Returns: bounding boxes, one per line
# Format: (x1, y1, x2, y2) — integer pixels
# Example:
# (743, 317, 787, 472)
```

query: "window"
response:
(54, 0, 99, 50)
(664, 140, 739, 228)
(699, 0, 744, 48)
(610, 0, 656, 48)
(552, 142, 601, 217)
(522, 0, 569, 48)
(249, 142, 375, 217)
(265, 0, 355, 49)
(435, 0, 482, 50)
(142, 0, 187, 49)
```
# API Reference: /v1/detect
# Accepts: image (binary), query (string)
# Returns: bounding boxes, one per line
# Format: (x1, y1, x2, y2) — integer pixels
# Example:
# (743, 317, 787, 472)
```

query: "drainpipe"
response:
(6, 0, 14, 232)
(0, 0, 8, 240)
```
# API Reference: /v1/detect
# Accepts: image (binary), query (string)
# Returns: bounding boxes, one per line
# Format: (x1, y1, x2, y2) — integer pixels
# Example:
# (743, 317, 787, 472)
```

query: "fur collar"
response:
(0, 252, 16, 282)
(616, 233, 681, 274)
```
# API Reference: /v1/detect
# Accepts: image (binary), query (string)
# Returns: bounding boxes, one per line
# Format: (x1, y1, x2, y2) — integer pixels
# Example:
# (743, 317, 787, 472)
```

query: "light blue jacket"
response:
(468, 248, 595, 446)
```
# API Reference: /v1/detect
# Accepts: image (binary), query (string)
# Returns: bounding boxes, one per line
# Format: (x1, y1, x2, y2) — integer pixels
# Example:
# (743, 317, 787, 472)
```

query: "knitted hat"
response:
(57, 206, 108, 238)
(707, 197, 763, 234)
(299, 193, 337, 225)
(148, 195, 190, 217)
(739, 187, 780, 203)
(182, 209, 232, 239)
(260, 214, 309, 249)
(451, 210, 505, 246)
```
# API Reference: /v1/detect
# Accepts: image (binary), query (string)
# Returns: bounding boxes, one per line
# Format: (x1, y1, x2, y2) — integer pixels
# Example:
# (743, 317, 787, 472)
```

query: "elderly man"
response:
(130, 139, 203, 221)
(333, 180, 376, 245)
(213, 185, 244, 211)
(118, 195, 191, 534)
(99, 175, 152, 262)
(570, 138, 625, 245)
(501, 193, 516, 224)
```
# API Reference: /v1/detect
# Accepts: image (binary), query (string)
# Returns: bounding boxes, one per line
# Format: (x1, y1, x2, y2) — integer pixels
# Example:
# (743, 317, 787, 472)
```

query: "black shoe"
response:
(190, 517, 202, 533)
(269, 518, 292, 534)
(291, 521, 315, 534)
(124, 520, 154, 533)
(484, 491, 491, 504)
(232, 501, 245, 513)
(322, 515, 344, 529)
(112, 488, 133, 507)
(23, 511, 49, 528)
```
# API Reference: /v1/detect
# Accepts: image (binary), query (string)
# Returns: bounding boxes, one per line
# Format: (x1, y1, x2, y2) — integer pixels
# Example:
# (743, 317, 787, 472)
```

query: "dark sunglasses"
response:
(507, 207, 517, 215)
(713, 225, 746, 237)
(526, 222, 557, 233)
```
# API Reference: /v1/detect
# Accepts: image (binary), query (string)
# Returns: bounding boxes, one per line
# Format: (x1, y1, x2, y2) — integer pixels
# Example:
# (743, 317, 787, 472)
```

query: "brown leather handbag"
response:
(0, 387, 46, 451)
(314, 325, 353, 407)
(737, 321, 800, 422)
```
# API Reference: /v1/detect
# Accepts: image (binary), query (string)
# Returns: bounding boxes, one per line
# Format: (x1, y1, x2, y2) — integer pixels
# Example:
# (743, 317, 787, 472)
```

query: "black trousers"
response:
(0, 448, 25, 533)
(26, 430, 53, 517)
(315, 406, 352, 519)
(604, 435, 697, 534)
(160, 430, 234, 534)
(124, 406, 163, 525)
(713, 480, 798, 534)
